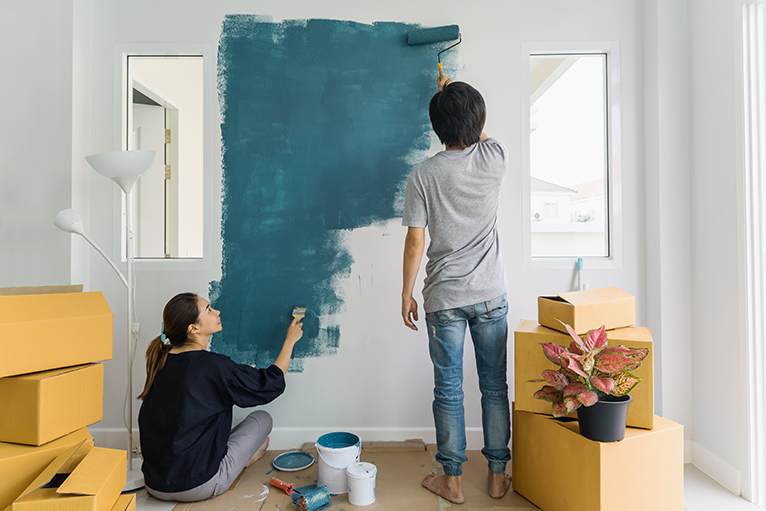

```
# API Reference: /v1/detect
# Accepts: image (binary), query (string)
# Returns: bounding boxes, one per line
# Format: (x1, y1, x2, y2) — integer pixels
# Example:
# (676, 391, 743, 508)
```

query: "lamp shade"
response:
(85, 150, 156, 194)
(54, 209, 85, 235)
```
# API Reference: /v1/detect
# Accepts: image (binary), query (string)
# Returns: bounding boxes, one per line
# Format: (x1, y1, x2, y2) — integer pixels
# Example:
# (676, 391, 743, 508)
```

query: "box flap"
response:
(557, 286, 632, 306)
(16, 442, 85, 500)
(0, 286, 83, 296)
(57, 447, 125, 496)
(12, 364, 92, 382)
(109, 495, 135, 511)
(0, 292, 111, 324)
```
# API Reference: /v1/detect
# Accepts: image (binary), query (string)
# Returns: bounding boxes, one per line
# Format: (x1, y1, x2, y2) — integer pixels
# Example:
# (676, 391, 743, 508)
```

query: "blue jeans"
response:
(426, 294, 510, 477)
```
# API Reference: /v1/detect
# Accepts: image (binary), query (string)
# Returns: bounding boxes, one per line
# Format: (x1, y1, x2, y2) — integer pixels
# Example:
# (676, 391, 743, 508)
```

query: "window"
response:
(126, 55, 204, 259)
(522, 43, 621, 267)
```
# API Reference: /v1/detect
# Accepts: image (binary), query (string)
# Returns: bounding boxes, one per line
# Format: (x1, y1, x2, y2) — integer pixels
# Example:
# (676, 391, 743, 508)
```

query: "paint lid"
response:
(346, 462, 377, 479)
(272, 451, 315, 471)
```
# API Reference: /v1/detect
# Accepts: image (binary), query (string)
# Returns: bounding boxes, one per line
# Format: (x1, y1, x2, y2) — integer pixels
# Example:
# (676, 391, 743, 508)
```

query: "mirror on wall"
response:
(127, 55, 203, 259)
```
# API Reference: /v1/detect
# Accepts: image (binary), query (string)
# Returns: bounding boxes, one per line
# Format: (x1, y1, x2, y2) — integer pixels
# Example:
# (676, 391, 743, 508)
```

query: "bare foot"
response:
(421, 473, 465, 504)
(245, 437, 270, 468)
(488, 469, 512, 499)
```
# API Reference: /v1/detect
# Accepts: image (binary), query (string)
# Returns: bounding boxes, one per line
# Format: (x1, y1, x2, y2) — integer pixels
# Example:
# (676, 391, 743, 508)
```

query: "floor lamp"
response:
(55, 149, 155, 491)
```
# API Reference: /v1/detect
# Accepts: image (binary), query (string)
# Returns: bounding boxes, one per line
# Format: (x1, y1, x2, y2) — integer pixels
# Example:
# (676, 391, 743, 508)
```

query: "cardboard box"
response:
(512, 409, 684, 511)
(10, 444, 125, 511)
(0, 428, 93, 511)
(109, 495, 135, 511)
(0, 364, 104, 445)
(515, 320, 655, 429)
(538, 286, 635, 334)
(0, 287, 112, 378)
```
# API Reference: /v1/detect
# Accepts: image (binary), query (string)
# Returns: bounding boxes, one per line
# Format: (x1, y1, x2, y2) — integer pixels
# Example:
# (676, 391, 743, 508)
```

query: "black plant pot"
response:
(577, 394, 632, 442)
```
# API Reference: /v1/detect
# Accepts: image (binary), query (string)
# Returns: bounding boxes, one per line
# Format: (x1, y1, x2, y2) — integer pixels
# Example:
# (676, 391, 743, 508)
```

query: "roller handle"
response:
(269, 477, 295, 495)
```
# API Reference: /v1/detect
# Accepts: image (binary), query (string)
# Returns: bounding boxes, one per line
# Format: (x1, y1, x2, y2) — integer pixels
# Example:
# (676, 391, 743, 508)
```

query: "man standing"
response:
(401, 67, 511, 504)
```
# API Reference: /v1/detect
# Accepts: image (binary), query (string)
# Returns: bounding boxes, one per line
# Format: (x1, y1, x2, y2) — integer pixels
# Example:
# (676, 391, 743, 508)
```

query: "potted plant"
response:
(530, 321, 650, 442)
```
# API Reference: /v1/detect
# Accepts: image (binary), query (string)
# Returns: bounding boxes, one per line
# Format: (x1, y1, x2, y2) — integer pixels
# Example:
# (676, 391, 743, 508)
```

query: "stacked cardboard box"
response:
(0, 286, 131, 511)
(512, 287, 684, 511)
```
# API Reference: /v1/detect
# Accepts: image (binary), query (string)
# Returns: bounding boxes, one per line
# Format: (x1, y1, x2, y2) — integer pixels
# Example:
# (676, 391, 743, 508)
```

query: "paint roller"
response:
(407, 24, 462, 67)
(270, 477, 330, 511)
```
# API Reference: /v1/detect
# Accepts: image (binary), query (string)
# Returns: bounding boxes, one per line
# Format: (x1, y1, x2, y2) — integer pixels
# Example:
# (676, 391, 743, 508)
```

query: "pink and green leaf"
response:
(582, 325, 608, 352)
(611, 371, 643, 396)
(560, 366, 581, 383)
(560, 354, 588, 378)
(563, 381, 588, 397)
(540, 342, 569, 366)
(533, 385, 563, 402)
(563, 396, 580, 415)
(590, 374, 616, 394)
(569, 341, 583, 356)
(594, 346, 650, 373)
(552, 398, 569, 417)
(577, 390, 599, 407)
(559, 320, 588, 354)
(533, 369, 568, 390)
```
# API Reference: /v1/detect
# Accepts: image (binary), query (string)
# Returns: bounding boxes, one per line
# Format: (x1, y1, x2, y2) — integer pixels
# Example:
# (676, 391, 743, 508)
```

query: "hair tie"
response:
(161, 323, 169, 345)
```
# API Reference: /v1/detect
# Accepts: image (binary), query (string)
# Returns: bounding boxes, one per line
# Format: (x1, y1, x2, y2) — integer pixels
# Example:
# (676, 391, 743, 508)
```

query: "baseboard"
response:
(689, 440, 742, 496)
(88, 427, 494, 451)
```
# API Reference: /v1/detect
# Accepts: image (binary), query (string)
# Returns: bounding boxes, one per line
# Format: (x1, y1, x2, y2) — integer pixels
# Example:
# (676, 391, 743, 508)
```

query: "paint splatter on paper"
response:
(212, 16, 447, 368)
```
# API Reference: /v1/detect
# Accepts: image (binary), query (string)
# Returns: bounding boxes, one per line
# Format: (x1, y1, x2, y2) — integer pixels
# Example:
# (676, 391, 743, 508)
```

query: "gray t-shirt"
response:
(402, 137, 508, 313)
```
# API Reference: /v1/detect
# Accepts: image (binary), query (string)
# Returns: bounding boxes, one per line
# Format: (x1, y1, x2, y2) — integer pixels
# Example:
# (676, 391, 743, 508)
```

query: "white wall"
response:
(3, 0, 755, 501)
(0, 0, 75, 287)
(642, 0, 693, 440)
(688, 0, 751, 498)
(76, 0, 646, 450)
(0, 0, 650, 455)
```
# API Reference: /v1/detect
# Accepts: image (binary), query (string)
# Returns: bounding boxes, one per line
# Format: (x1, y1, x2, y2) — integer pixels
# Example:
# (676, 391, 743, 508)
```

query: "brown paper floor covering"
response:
(172, 440, 538, 511)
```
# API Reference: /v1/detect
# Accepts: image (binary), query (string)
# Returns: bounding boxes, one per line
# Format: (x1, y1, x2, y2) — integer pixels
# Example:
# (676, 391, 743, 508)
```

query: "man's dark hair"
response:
(429, 82, 486, 148)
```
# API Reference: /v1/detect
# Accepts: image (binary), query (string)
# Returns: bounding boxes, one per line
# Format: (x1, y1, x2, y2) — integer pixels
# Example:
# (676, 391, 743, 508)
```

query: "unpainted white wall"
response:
(688, 0, 751, 498)
(0, 0, 75, 286)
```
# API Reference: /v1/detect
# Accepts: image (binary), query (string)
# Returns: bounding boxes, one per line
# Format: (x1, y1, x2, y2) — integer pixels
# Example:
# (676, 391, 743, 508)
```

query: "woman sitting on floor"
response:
(137, 292, 303, 501)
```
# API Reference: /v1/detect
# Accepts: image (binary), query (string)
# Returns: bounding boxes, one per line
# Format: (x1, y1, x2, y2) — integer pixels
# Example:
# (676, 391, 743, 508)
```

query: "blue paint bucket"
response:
(315, 432, 361, 494)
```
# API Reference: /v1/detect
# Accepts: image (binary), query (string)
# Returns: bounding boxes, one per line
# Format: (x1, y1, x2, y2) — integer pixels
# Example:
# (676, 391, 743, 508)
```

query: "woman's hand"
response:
(274, 317, 304, 375)
(285, 317, 304, 346)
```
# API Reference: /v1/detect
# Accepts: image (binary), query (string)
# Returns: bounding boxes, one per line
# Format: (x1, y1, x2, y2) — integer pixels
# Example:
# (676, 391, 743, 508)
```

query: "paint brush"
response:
(269, 477, 330, 511)
(292, 305, 306, 320)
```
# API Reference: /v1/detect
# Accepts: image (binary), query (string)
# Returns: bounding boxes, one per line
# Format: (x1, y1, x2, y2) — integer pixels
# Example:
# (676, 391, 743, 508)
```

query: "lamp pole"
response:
(81, 149, 155, 491)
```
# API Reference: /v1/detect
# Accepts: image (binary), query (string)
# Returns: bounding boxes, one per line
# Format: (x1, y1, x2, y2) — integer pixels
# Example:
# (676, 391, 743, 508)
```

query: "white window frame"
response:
(112, 43, 216, 271)
(521, 42, 623, 269)
(739, 0, 766, 505)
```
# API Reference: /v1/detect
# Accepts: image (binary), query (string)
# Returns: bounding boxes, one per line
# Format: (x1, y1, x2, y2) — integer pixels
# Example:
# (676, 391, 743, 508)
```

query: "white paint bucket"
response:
(346, 462, 377, 506)
(315, 432, 361, 495)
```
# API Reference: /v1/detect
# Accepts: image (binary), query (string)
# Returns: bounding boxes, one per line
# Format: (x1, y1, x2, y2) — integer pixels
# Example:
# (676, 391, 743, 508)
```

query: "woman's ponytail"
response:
(138, 335, 171, 400)
(138, 292, 201, 400)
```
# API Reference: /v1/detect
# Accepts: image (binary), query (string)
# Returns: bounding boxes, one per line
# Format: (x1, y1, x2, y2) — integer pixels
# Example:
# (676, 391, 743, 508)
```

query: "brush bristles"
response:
(292, 306, 306, 319)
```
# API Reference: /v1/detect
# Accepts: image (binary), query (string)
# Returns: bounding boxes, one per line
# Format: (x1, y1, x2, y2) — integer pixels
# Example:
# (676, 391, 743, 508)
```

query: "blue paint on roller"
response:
(213, 17, 448, 369)
(407, 24, 460, 45)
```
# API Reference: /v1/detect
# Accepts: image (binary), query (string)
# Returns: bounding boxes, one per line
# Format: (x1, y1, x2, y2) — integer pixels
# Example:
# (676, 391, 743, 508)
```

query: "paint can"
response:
(315, 432, 361, 494)
(346, 462, 377, 506)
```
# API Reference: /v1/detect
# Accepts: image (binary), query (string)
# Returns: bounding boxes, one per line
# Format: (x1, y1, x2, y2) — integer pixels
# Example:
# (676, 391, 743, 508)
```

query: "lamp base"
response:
(124, 458, 145, 492)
